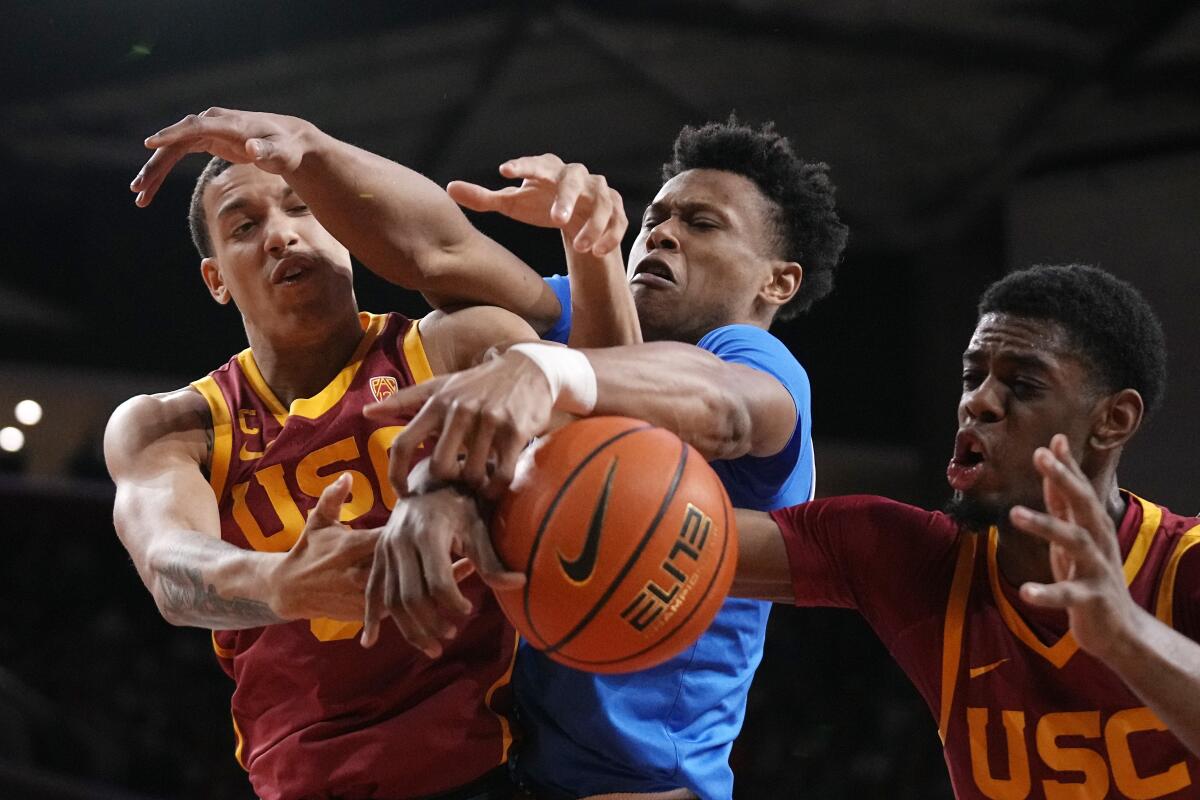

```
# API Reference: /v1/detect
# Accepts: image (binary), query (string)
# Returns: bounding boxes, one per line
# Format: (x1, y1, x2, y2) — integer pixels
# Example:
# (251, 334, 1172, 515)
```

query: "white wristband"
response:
(509, 343, 598, 416)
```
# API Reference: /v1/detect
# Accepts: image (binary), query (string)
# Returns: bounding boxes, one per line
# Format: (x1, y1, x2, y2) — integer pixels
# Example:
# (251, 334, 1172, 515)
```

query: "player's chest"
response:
(218, 409, 416, 553)
(945, 602, 1196, 799)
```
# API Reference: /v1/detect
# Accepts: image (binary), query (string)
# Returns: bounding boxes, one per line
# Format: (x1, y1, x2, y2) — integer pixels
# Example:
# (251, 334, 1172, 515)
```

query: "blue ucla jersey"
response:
(513, 276, 814, 799)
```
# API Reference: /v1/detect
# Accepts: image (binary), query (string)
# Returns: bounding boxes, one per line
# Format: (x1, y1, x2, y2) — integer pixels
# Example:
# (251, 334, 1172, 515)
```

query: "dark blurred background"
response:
(2, 1, 1199, 797)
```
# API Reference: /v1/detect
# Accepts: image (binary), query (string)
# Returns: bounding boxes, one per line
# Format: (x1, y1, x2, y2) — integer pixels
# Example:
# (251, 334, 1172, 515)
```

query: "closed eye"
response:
(1010, 379, 1042, 399)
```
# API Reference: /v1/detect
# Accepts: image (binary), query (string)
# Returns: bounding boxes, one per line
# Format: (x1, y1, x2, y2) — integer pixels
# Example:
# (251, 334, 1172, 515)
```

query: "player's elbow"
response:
(141, 543, 189, 627)
(400, 229, 481, 291)
(689, 388, 754, 461)
(151, 590, 188, 627)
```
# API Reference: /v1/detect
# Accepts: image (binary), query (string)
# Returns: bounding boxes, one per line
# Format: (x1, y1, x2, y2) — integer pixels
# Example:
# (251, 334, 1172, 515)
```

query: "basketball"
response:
(491, 416, 737, 673)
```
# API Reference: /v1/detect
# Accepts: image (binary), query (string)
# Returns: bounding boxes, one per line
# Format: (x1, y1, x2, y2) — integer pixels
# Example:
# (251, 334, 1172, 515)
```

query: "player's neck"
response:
(994, 531, 1053, 586)
(995, 479, 1127, 588)
(244, 311, 366, 407)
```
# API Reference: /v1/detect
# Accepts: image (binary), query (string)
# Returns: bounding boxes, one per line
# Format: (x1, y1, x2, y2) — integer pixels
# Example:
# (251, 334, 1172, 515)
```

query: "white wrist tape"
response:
(509, 343, 597, 415)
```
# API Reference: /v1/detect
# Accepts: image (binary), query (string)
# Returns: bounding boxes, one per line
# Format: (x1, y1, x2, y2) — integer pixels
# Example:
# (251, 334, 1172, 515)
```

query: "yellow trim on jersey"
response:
(231, 709, 248, 771)
(484, 630, 520, 763)
(236, 311, 388, 422)
(1122, 493, 1161, 583)
(404, 316, 434, 383)
(987, 494, 1160, 668)
(988, 527, 1078, 667)
(1154, 523, 1200, 626)
(938, 533, 977, 743)
(210, 632, 249, 771)
(191, 376, 233, 500)
(211, 631, 236, 660)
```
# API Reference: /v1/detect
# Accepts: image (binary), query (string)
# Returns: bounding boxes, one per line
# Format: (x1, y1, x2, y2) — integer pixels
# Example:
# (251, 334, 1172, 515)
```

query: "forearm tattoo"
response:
(158, 562, 282, 628)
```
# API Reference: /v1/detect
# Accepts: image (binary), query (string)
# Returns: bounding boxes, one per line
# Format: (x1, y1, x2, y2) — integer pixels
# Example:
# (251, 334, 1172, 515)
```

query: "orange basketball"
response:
(491, 416, 737, 674)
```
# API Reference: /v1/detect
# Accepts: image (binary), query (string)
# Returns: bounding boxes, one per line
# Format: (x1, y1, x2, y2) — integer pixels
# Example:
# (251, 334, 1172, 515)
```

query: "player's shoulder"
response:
(776, 494, 957, 540)
(698, 323, 807, 388)
(105, 388, 211, 471)
(1152, 499, 1200, 538)
(1155, 501, 1200, 577)
(698, 323, 793, 358)
(110, 387, 209, 430)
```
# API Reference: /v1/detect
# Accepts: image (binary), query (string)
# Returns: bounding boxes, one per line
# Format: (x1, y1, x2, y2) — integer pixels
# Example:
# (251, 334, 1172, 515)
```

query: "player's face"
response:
(627, 169, 780, 344)
(945, 313, 1100, 529)
(201, 165, 354, 326)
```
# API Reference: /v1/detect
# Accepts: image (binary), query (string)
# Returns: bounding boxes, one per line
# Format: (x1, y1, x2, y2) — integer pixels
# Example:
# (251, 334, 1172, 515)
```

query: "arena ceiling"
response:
(7, 1, 1200, 240)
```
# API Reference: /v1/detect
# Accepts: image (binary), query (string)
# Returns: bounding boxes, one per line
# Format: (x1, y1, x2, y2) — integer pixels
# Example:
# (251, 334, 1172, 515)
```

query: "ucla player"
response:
(108, 110, 631, 799)
(368, 118, 849, 799)
(733, 265, 1200, 797)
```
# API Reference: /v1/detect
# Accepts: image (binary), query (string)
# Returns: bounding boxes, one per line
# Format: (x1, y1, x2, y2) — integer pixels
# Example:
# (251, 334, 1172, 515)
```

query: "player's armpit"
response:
(729, 509, 796, 603)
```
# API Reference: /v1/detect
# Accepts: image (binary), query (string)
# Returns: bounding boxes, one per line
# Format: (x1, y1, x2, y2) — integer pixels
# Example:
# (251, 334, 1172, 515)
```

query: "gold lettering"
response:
(309, 619, 362, 641)
(1106, 707, 1191, 799)
(237, 410, 264, 460)
(367, 426, 405, 509)
(230, 464, 305, 552)
(968, 707, 1031, 800)
(295, 437, 374, 522)
(1036, 711, 1109, 799)
(238, 409, 261, 435)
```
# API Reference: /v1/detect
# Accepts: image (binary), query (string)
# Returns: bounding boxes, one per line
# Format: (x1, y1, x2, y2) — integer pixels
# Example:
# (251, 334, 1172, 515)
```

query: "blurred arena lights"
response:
(15, 399, 43, 426)
(0, 426, 25, 452)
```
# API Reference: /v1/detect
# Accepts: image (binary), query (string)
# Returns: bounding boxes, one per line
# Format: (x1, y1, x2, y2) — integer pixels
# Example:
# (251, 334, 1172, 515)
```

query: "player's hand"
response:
(265, 473, 380, 622)
(364, 349, 554, 500)
(131, 107, 317, 207)
(1008, 434, 1142, 661)
(447, 154, 627, 256)
(360, 481, 524, 656)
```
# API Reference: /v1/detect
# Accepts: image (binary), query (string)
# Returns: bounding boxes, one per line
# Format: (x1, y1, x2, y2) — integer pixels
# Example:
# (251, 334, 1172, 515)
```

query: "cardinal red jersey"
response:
(191, 312, 517, 800)
(772, 492, 1200, 799)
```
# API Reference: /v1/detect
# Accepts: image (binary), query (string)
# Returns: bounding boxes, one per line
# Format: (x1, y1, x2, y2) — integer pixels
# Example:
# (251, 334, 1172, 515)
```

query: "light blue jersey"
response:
(513, 276, 814, 800)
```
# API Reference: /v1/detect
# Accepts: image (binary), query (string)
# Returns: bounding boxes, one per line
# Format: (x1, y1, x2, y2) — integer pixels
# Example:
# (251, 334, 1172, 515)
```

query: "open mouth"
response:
(630, 257, 677, 288)
(946, 430, 987, 492)
(271, 255, 313, 285)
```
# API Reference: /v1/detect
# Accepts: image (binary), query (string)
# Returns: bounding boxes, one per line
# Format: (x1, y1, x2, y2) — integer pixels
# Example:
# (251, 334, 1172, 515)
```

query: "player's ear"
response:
(1089, 388, 1143, 452)
(760, 261, 803, 310)
(200, 257, 232, 305)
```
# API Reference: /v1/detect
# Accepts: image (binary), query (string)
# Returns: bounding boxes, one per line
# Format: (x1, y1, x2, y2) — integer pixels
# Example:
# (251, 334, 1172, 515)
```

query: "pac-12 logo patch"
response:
(369, 376, 399, 403)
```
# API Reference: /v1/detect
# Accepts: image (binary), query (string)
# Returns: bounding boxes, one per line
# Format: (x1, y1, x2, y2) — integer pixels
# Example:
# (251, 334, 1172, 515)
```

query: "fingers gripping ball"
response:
(491, 417, 736, 673)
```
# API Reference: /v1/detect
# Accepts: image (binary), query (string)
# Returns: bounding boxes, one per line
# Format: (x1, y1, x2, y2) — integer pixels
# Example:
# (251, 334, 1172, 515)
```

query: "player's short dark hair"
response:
(188, 156, 236, 258)
(662, 115, 848, 321)
(978, 264, 1167, 418)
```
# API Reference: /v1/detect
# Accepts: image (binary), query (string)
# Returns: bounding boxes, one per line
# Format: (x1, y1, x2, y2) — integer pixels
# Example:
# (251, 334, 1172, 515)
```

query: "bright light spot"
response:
(15, 399, 42, 426)
(0, 426, 24, 453)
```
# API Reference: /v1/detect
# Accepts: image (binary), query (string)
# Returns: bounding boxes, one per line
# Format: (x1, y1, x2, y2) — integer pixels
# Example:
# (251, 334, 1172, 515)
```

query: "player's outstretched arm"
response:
(106, 391, 378, 629)
(449, 154, 641, 348)
(583, 343, 795, 459)
(369, 341, 794, 496)
(1011, 435, 1200, 757)
(131, 108, 560, 331)
(730, 509, 798, 602)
